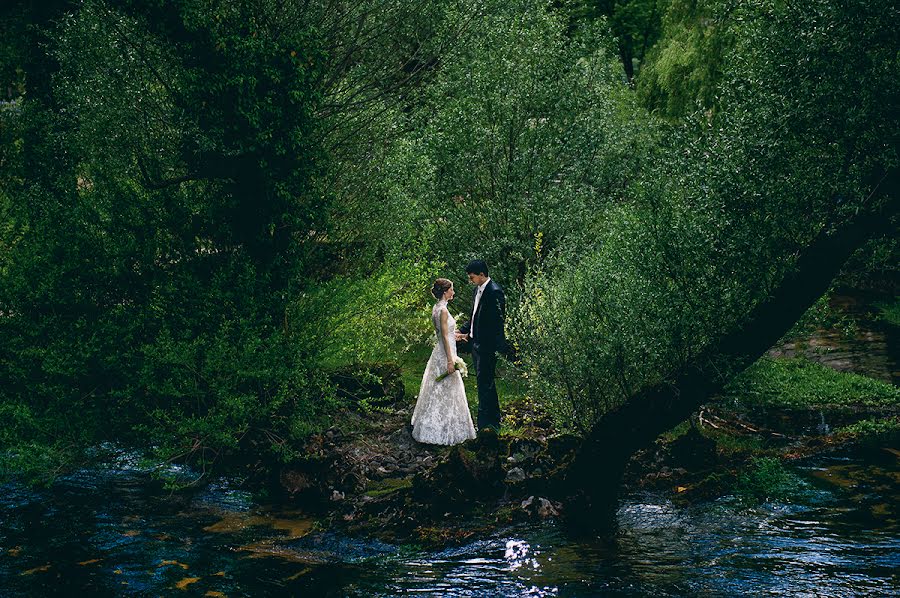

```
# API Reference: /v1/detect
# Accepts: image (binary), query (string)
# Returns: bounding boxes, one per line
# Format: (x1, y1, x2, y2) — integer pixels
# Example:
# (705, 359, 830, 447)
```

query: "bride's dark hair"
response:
(431, 278, 452, 299)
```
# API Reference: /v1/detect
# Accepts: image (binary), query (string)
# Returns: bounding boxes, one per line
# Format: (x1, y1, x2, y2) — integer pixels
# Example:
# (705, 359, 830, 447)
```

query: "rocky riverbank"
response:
(259, 363, 898, 548)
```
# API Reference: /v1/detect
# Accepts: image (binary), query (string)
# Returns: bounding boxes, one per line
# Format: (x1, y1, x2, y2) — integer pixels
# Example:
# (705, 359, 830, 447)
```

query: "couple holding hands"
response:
(410, 259, 513, 446)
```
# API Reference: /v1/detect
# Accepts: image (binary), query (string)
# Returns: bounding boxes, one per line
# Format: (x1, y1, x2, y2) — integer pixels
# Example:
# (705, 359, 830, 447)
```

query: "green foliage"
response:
(834, 417, 900, 447)
(512, 0, 898, 435)
(577, 0, 670, 79)
(0, 0, 448, 481)
(335, 0, 654, 297)
(875, 298, 900, 327)
(636, 0, 732, 118)
(735, 457, 806, 503)
(724, 358, 900, 411)
(290, 258, 439, 367)
(1, 0, 897, 483)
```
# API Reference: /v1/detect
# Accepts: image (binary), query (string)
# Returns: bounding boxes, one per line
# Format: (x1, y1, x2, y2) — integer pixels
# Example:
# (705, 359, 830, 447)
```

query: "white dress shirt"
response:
(470, 277, 491, 339)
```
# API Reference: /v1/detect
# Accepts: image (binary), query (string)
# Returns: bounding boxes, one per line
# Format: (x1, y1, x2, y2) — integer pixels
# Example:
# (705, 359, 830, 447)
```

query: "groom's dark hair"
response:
(465, 259, 489, 276)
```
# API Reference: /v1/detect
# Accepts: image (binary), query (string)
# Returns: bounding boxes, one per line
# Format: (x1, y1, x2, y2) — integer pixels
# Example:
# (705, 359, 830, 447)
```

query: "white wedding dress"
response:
(411, 300, 477, 445)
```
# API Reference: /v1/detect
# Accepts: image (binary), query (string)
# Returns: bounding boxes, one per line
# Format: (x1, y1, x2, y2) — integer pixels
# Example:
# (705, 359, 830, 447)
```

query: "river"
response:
(1, 445, 898, 596)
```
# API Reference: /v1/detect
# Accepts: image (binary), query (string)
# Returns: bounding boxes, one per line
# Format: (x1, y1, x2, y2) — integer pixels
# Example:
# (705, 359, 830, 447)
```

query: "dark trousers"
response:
(472, 342, 500, 430)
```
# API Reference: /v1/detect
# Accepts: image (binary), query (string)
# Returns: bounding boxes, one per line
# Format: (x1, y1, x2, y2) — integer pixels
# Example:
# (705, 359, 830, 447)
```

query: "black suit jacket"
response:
(459, 280, 508, 354)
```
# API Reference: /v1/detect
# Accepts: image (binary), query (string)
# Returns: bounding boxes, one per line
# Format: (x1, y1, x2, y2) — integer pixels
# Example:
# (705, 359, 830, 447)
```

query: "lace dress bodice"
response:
(431, 300, 457, 365)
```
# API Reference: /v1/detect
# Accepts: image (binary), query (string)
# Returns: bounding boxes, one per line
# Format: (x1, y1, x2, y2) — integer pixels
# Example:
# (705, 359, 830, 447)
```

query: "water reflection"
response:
(504, 540, 540, 571)
(1, 449, 898, 596)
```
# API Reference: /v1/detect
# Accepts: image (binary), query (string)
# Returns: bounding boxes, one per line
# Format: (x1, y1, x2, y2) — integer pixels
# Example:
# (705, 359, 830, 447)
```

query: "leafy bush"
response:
(512, 0, 898, 434)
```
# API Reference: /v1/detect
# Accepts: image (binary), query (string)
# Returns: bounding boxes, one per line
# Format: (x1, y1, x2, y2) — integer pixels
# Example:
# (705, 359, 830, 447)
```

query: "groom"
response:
(456, 259, 509, 433)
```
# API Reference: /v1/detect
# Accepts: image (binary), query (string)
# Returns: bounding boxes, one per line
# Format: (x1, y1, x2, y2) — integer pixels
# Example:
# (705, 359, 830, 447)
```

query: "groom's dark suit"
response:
(459, 279, 508, 431)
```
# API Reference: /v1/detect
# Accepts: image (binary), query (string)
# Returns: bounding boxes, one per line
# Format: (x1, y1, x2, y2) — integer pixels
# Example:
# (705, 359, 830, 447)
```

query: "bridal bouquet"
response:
(435, 357, 468, 382)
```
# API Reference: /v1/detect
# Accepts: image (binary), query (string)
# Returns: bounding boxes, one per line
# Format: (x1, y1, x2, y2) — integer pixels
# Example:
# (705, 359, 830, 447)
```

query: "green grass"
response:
(834, 417, 900, 445)
(708, 430, 772, 456)
(724, 357, 900, 410)
(875, 297, 900, 327)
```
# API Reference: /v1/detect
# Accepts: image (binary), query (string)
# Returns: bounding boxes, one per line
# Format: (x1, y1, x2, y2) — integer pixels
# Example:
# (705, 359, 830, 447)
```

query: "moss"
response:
(364, 477, 413, 498)
(660, 421, 691, 442)
(414, 525, 476, 547)
(734, 457, 807, 503)
(724, 357, 900, 410)
(498, 425, 528, 439)
(708, 431, 771, 457)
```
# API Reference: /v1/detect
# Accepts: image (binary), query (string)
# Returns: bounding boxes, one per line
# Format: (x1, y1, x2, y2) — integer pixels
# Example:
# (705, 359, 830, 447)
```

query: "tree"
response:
(513, 0, 899, 527)
(0, 0, 474, 480)
(577, 0, 670, 81)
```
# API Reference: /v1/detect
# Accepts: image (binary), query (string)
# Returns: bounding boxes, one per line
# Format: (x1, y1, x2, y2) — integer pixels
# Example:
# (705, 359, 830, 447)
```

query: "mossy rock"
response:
(365, 476, 414, 498)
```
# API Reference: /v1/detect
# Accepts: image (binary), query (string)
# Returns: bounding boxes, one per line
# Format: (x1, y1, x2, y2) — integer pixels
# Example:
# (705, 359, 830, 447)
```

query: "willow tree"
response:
(511, 0, 898, 524)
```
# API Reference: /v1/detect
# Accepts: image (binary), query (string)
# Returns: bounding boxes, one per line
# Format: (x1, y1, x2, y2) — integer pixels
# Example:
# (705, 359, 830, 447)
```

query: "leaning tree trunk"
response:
(565, 168, 899, 530)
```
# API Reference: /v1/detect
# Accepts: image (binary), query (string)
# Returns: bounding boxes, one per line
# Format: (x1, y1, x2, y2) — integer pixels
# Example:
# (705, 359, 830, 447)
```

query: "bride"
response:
(411, 278, 477, 445)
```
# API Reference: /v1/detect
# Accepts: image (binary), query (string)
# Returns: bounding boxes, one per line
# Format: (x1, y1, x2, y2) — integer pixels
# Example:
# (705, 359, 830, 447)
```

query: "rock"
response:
(412, 445, 505, 510)
(520, 495, 560, 519)
(537, 497, 560, 519)
(331, 490, 345, 501)
(279, 470, 312, 497)
(505, 467, 526, 483)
